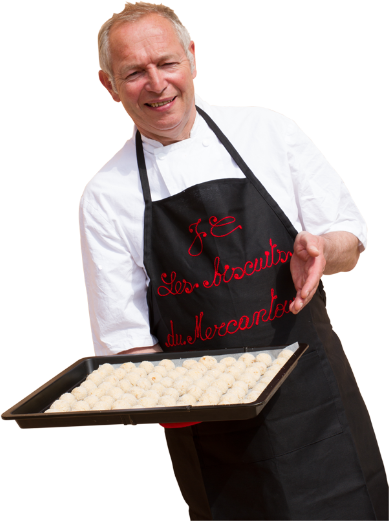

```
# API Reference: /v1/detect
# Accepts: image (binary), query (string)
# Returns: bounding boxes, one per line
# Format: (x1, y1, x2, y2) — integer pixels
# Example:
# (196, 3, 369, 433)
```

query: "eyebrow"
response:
(118, 54, 178, 76)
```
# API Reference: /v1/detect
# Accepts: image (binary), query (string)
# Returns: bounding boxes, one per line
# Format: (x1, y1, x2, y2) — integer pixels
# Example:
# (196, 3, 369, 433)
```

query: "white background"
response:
(1, 1, 388, 519)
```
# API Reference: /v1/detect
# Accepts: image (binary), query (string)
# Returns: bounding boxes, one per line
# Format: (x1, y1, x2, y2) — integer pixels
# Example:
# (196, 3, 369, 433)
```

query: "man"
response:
(80, 2, 388, 519)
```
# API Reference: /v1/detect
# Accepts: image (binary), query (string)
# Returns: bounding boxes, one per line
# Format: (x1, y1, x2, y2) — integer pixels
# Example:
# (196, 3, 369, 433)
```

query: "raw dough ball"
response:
(238, 373, 257, 389)
(182, 359, 197, 370)
(187, 385, 204, 401)
(199, 356, 217, 370)
(50, 400, 71, 412)
(218, 373, 235, 388)
(90, 387, 107, 399)
(219, 393, 240, 405)
(250, 362, 267, 375)
(143, 390, 160, 402)
(121, 362, 136, 373)
(260, 375, 273, 385)
(154, 366, 168, 377)
(138, 396, 158, 408)
(71, 386, 88, 401)
(207, 369, 221, 380)
(121, 393, 138, 406)
(104, 375, 120, 386)
(87, 372, 104, 386)
(219, 356, 236, 367)
(238, 353, 256, 367)
(225, 365, 243, 379)
(71, 401, 91, 411)
(92, 401, 111, 410)
(215, 363, 227, 373)
(177, 394, 197, 406)
(158, 359, 175, 371)
(212, 379, 229, 394)
(45, 408, 59, 413)
(243, 391, 261, 403)
(163, 388, 180, 400)
(175, 366, 188, 375)
(125, 372, 142, 386)
(84, 395, 100, 408)
(148, 372, 162, 384)
(114, 368, 127, 380)
(272, 358, 287, 367)
(167, 369, 181, 381)
(98, 381, 114, 393)
(198, 390, 219, 406)
(127, 386, 144, 399)
(99, 395, 115, 407)
(139, 361, 155, 374)
(173, 377, 194, 396)
(160, 377, 174, 388)
(234, 361, 247, 373)
(187, 369, 203, 381)
(253, 382, 268, 394)
(245, 366, 263, 380)
(132, 367, 147, 379)
(158, 395, 177, 407)
(99, 363, 114, 375)
(256, 353, 272, 367)
(230, 386, 246, 400)
(112, 399, 131, 410)
(193, 363, 208, 374)
(59, 392, 76, 404)
(196, 378, 212, 391)
(119, 379, 133, 393)
(151, 383, 165, 397)
(202, 374, 216, 386)
(206, 385, 223, 399)
(80, 380, 97, 394)
(279, 349, 294, 360)
(265, 368, 279, 379)
(107, 387, 124, 400)
(232, 380, 249, 394)
(136, 378, 152, 391)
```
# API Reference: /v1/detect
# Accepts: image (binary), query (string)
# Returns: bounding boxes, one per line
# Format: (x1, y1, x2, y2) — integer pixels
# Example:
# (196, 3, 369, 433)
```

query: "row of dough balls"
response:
(45, 349, 294, 412)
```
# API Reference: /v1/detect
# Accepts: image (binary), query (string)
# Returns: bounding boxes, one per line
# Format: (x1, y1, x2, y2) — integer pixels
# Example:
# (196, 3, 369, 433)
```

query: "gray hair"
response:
(98, 2, 194, 92)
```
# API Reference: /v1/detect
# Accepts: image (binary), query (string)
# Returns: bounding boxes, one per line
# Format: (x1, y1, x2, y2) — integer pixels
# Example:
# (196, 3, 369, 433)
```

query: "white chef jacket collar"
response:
(133, 101, 212, 157)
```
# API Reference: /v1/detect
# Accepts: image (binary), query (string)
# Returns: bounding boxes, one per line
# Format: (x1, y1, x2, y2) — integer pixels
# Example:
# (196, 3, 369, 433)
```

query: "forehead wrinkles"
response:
(110, 18, 183, 72)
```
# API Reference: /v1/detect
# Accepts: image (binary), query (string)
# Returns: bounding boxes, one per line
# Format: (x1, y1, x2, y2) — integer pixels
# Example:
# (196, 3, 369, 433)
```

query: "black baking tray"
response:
(2, 343, 308, 429)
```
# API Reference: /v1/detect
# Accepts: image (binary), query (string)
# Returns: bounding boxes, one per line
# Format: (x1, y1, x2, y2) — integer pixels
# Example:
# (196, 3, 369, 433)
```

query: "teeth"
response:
(149, 98, 174, 107)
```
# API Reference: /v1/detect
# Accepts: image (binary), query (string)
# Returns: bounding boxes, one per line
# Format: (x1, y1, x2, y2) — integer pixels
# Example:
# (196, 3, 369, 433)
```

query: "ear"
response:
(189, 41, 197, 80)
(99, 70, 121, 102)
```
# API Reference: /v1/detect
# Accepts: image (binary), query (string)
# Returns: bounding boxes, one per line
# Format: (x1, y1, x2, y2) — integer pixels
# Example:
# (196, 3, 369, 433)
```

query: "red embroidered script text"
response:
(188, 215, 242, 256)
(203, 239, 292, 288)
(165, 288, 293, 347)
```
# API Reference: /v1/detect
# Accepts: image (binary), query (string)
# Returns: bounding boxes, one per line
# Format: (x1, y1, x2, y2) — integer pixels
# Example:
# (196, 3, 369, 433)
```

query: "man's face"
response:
(101, 14, 197, 144)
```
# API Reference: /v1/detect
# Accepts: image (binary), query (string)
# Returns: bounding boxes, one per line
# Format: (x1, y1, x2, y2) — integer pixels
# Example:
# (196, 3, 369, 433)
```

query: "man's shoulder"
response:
(196, 96, 293, 136)
(80, 137, 140, 215)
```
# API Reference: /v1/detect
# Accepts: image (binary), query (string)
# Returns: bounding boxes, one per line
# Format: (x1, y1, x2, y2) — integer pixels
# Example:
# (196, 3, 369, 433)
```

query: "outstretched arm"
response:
(289, 231, 360, 314)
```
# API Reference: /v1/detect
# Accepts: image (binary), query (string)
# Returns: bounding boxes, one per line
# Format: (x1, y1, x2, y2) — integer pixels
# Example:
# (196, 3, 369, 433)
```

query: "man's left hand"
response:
(289, 232, 326, 314)
(289, 230, 360, 314)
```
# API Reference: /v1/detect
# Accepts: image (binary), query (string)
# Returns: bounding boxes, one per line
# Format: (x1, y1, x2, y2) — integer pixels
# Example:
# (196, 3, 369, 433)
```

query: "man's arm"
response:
(117, 343, 163, 356)
(289, 231, 360, 314)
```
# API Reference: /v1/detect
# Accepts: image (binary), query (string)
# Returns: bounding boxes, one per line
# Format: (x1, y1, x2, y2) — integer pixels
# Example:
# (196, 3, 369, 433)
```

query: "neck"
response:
(138, 103, 197, 146)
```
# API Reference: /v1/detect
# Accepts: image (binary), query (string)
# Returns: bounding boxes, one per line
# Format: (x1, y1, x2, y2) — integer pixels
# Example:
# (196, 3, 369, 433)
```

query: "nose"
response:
(145, 66, 167, 94)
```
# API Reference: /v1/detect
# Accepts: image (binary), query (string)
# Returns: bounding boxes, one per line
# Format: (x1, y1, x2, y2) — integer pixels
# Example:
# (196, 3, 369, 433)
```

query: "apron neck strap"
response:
(136, 129, 153, 275)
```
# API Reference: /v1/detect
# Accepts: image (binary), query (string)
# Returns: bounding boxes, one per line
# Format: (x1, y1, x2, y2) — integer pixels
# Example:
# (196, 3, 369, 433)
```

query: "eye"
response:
(162, 62, 176, 67)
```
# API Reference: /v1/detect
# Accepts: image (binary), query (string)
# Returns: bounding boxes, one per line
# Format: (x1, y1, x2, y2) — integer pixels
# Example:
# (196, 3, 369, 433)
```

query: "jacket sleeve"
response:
(79, 197, 158, 355)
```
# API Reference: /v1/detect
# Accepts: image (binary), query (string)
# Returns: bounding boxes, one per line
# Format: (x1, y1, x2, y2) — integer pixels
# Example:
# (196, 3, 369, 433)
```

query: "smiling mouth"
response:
(145, 96, 177, 108)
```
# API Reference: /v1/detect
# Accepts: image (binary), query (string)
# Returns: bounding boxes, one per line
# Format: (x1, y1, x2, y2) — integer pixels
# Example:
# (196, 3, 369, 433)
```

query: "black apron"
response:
(136, 107, 388, 520)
